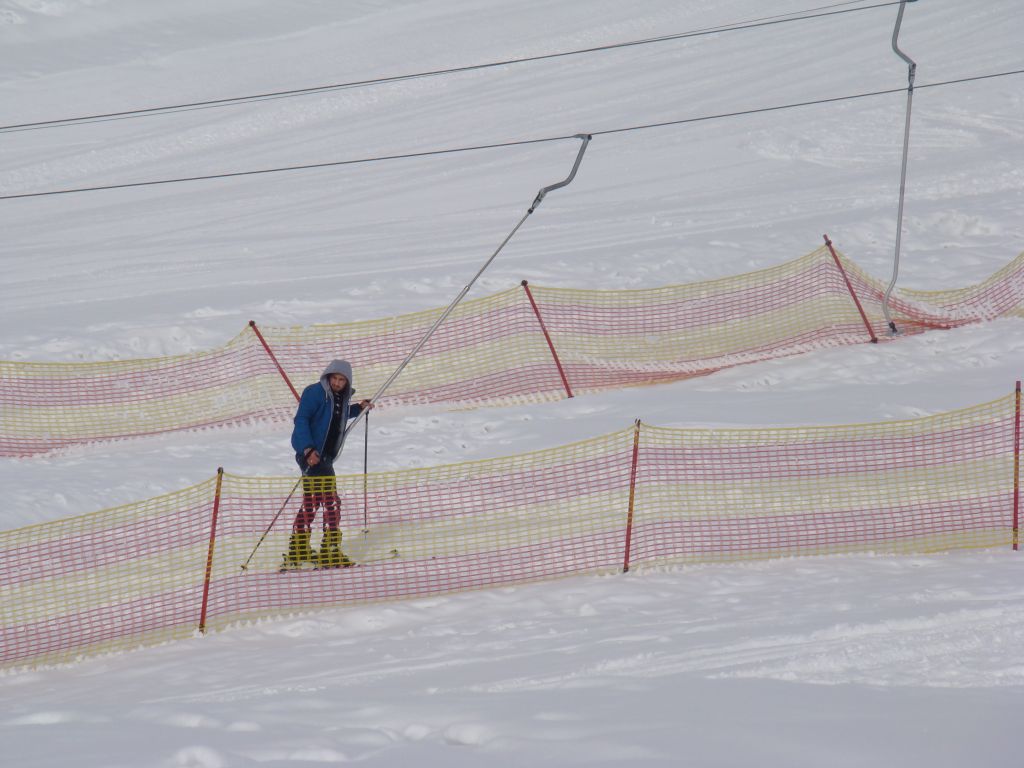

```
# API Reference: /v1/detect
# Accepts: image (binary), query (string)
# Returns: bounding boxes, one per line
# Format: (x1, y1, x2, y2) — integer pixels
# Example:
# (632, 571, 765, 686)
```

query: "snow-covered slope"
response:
(5, 552, 1024, 767)
(2, 1, 1023, 765)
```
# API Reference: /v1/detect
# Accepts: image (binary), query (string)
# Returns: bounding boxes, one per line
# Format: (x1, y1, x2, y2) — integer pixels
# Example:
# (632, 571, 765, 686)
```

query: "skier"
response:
(284, 359, 373, 569)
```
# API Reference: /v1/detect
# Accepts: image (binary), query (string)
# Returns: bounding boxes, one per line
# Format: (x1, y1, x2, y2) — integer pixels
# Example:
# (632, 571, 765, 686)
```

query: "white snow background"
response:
(2, 0, 1023, 765)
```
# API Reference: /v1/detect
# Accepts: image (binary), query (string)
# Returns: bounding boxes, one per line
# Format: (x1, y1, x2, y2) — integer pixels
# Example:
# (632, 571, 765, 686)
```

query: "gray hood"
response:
(319, 359, 355, 462)
(319, 359, 355, 398)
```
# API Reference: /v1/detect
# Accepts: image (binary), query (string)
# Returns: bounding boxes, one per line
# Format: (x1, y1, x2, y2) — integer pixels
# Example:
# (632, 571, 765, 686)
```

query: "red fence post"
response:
(199, 468, 225, 635)
(521, 281, 574, 399)
(249, 320, 301, 402)
(1014, 381, 1021, 552)
(823, 235, 879, 344)
(622, 419, 642, 573)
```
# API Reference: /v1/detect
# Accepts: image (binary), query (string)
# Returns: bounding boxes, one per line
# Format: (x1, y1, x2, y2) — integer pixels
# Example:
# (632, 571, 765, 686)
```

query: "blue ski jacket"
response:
(291, 359, 364, 467)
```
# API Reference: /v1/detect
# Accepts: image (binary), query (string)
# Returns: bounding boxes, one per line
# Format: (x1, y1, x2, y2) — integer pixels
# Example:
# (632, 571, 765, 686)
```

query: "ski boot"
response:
(281, 531, 318, 570)
(318, 529, 353, 569)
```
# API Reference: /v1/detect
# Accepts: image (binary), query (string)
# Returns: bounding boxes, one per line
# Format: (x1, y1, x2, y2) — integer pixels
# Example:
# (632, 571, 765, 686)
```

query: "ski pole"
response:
(342, 133, 592, 438)
(362, 409, 369, 534)
(239, 474, 303, 571)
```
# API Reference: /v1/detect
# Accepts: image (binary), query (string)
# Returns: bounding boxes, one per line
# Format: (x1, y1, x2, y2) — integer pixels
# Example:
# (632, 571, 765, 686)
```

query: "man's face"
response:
(328, 373, 348, 393)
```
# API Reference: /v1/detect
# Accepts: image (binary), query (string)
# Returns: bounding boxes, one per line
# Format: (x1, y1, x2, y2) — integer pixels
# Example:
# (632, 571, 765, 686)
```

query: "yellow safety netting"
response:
(2, 247, 1021, 455)
(2, 392, 1019, 670)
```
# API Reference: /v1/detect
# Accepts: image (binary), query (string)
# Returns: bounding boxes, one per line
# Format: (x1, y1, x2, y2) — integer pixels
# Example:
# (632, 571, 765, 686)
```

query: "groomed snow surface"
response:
(5, 553, 1024, 767)
(2, 0, 1023, 765)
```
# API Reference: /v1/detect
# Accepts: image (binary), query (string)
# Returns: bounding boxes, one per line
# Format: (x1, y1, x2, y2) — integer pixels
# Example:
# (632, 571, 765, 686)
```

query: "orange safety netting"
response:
(2, 246, 1022, 456)
(2, 392, 1020, 670)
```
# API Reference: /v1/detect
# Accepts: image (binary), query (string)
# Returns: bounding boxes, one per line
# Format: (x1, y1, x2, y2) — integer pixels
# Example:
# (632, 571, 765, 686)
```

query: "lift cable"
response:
(2, 67, 1020, 202)
(0, 0, 902, 134)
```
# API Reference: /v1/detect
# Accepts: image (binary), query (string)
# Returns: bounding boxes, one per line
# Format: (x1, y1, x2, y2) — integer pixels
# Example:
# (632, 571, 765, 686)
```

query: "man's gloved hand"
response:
(304, 447, 320, 467)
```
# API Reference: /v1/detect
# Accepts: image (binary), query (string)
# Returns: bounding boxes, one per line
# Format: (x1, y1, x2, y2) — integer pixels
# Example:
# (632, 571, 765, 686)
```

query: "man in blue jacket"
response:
(285, 359, 373, 569)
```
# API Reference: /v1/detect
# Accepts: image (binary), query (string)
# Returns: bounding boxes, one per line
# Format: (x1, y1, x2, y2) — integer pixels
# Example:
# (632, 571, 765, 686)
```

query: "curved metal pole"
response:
(342, 133, 592, 439)
(530, 133, 591, 212)
(883, 0, 918, 336)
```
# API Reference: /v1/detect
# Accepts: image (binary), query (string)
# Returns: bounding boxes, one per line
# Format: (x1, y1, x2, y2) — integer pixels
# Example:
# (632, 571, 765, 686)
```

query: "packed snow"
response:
(2, 0, 1023, 765)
